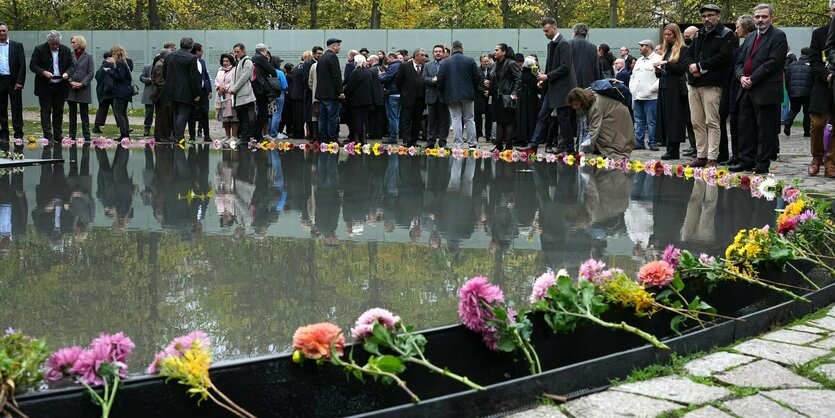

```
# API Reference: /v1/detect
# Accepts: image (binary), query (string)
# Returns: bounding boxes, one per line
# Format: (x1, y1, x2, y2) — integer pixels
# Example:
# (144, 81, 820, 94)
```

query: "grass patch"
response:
(657, 401, 731, 418)
(610, 353, 697, 385)
(22, 120, 146, 139)
(791, 353, 835, 389)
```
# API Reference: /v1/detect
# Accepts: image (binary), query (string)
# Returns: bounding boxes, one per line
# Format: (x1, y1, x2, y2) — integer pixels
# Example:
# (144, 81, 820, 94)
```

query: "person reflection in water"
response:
(96, 146, 134, 233)
(32, 154, 71, 251)
(314, 152, 340, 247)
(67, 143, 94, 242)
(0, 170, 28, 257)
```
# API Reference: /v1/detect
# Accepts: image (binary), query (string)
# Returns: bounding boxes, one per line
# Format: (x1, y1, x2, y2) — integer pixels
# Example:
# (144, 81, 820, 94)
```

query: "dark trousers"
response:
(426, 102, 449, 146)
(784, 96, 811, 135)
(171, 101, 193, 140)
(528, 95, 573, 152)
(95, 98, 113, 126)
(719, 110, 729, 162)
(737, 91, 779, 168)
(729, 113, 739, 158)
(496, 122, 515, 148)
(685, 121, 696, 149)
(143, 104, 154, 128)
(154, 100, 173, 141)
(349, 104, 370, 143)
(38, 85, 66, 141)
(475, 110, 492, 140)
(290, 99, 305, 137)
(113, 97, 130, 139)
(252, 96, 269, 141)
(67, 101, 91, 141)
(280, 97, 293, 135)
(0, 76, 24, 140)
(235, 102, 254, 141)
(368, 105, 387, 139)
(188, 93, 210, 140)
(400, 100, 424, 146)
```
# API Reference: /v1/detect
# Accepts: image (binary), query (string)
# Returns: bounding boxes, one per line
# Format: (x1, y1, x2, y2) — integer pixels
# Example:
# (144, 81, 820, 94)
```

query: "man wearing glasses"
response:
(684, 3, 735, 167)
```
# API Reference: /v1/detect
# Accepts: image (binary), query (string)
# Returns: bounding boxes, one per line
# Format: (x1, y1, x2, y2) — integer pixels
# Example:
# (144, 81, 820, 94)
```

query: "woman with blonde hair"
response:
(654, 23, 690, 160)
(67, 35, 94, 141)
(107, 44, 133, 138)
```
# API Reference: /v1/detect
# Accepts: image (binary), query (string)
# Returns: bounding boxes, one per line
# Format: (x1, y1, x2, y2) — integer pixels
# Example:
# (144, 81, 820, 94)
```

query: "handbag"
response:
(266, 77, 283, 97)
(132, 84, 140, 96)
(501, 94, 517, 110)
(221, 98, 235, 118)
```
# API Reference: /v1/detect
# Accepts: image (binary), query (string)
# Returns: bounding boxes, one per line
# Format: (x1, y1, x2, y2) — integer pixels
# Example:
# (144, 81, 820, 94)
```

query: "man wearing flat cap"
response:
(683, 3, 735, 167)
(316, 38, 344, 143)
(629, 39, 661, 151)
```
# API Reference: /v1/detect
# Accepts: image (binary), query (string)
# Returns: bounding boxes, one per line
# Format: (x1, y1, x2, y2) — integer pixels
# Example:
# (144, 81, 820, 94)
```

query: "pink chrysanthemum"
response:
(70, 344, 112, 385)
(91, 331, 135, 363)
(698, 253, 716, 265)
(638, 260, 676, 287)
(458, 276, 513, 350)
(798, 210, 816, 223)
(778, 216, 799, 236)
(530, 269, 559, 303)
(782, 188, 800, 203)
(662, 244, 682, 269)
(350, 308, 401, 340)
(579, 258, 607, 284)
(45, 346, 84, 382)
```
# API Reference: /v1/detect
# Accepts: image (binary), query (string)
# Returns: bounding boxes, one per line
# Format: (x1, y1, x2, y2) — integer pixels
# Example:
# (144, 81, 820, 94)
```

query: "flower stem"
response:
(336, 358, 420, 403)
(512, 329, 541, 375)
(206, 390, 249, 418)
(209, 384, 256, 418)
(584, 314, 670, 349)
(404, 357, 486, 390)
(78, 381, 107, 417)
(4, 402, 30, 418)
(720, 266, 810, 302)
(786, 261, 821, 290)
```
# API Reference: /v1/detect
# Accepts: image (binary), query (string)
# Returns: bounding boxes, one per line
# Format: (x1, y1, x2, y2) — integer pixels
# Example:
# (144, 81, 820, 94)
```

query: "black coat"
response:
(109, 60, 133, 100)
(599, 56, 614, 79)
(544, 33, 577, 109)
(29, 42, 74, 97)
(291, 63, 306, 100)
(437, 51, 480, 102)
(570, 35, 600, 89)
(474, 65, 493, 113)
(785, 58, 812, 98)
(315, 50, 342, 100)
(615, 68, 630, 86)
(516, 68, 540, 142)
(808, 25, 831, 114)
(95, 61, 115, 101)
(344, 67, 373, 107)
(489, 57, 521, 124)
(251, 54, 276, 98)
(734, 26, 789, 105)
(395, 59, 425, 107)
(656, 47, 690, 144)
(6, 40, 26, 86)
(161, 48, 201, 104)
(685, 26, 735, 87)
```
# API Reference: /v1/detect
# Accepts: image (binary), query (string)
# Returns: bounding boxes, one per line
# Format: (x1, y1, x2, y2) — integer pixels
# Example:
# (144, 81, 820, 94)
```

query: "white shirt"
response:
(0, 39, 9, 76)
(629, 53, 661, 100)
(50, 49, 60, 83)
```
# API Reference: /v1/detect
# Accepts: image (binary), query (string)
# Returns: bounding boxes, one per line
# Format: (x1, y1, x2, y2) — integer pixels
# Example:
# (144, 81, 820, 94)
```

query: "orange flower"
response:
(292, 322, 345, 360)
(637, 260, 675, 287)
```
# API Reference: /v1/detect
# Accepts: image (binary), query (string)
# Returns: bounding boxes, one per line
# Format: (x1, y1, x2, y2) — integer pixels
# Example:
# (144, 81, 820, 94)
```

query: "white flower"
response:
(756, 177, 778, 201)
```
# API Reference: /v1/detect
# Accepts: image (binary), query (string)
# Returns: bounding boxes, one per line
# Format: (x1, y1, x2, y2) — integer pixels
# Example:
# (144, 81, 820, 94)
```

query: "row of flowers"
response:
(3, 189, 832, 416)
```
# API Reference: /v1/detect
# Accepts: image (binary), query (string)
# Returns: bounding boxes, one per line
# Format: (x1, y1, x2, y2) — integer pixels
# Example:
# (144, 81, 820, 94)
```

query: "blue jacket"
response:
(379, 61, 401, 94)
(436, 51, 480, 102)
(198, 58, 212, 94)
(274, 69, 289, 89)
(110, 60, 133, 100)
(785, 57, 812, 98)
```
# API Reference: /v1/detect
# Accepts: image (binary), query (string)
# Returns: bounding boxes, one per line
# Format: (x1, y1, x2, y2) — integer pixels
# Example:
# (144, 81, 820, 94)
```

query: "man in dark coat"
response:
(30, 30, 74, 143)
(188, 43, 212, 142)
(810, 5, 835, 177)
(316, 38, 344, 143)
(290, 59, 306, 138)
(396, 48, 427, 147)
(731, 4, 788, 174)
(783, 47, 812, 137)
(162, 37, 202, 142)
(251, 43, 277, 142)
(570, 23, 601, 89)
(424, 44, 449, 148)
(93, 52, 115, 133)
(302, 46, 322, 141)
(522, 17, 577, 153)
(436, 40, 481, 148)
(0, 22, 26, 143)
(474, 54, 493, 142)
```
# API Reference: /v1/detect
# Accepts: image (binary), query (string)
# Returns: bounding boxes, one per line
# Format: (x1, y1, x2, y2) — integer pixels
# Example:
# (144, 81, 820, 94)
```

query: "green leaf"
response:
(373, 355, 406, 374)
(670, 315, 687, 335)
(496, 337, 517, 353)
(671, 275, 685, 292)
(363, 339, 381, 356)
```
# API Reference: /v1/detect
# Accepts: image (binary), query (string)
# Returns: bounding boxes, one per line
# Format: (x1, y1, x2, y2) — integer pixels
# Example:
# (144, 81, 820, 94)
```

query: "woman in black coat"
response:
(655, 24, 690, 160)
(343, 55, 373, 144)
(597, 44, 615, 79)
(107, 44, 134, 139)
(488, 44, 521, 151)
(516, 56, 540, 148)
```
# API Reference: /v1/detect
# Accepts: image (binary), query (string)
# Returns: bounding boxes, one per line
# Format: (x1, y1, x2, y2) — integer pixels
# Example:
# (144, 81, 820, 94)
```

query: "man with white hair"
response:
(30, 30, 73, 142)
(316, 38, 344, 143)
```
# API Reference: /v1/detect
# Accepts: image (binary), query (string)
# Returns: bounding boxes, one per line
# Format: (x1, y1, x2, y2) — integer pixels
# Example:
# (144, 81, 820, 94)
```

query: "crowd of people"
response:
(0, 2, 833, 179)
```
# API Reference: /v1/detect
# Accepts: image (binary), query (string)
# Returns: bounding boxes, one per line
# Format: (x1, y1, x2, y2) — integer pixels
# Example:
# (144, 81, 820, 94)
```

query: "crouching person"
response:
(568, 86, 634, 160)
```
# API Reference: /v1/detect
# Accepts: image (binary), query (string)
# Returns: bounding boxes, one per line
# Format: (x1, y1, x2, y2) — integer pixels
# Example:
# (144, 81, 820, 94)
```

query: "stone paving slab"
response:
(809, 316, 835, 331)
(564, 390, 681, 418)
(828, 306, 835, 318)
(683, 352, 758, 377)
(504, 405, 567, 418)
(811, 335, 835, 350)
(713, 360, 820, 389)
(788, 324, 830, 335)
(722, 394, 806, 418)
(681, 405, 734, 418)
(814, 363, 835, 380)
(733, 339, 829, 366)
(762, 389, 835, 418)
(612, 375, 731, 405)
(760, 329, 824, 346)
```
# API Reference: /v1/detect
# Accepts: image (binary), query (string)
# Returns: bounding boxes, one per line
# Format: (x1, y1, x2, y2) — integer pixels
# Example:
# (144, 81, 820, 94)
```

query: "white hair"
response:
(523, 56, 537, 68)
(46, 30, 62, 42)
(354, 54, 367, 68)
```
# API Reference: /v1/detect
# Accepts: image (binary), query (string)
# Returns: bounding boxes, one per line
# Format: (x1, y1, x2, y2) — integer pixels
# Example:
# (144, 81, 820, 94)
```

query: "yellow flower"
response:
(684, 166, 694, 179)
(566, 155, 576, 165)
(633, 161, 646, 172)
(473, 150, 482, 158)
(27, 135, 36, 142)
(372, 143, 382, 156)
(596, 157, 605, 168)
(716, 169, 728, 179)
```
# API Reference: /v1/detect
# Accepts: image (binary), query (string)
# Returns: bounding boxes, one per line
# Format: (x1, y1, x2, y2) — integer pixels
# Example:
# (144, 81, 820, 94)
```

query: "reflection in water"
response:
(0, 146, 778, 368)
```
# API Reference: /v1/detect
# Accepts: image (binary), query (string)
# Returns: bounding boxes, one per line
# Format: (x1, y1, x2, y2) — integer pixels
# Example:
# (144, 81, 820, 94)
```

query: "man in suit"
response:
(139, 61, 154, 137)
(570, 23, 601, 89)
(731, 4, 788, 174)
(614, 59, 630, 85)
(436, 40, 481, 148)
(811, 4, 835, 177)
(162, 37, 202, 142)
(395, 48, 426, 147)
(424, 45, 448, 148)
(521, 17, 577, 153)
(29, 30, 74, 143)
(474, 54, 493, 142)
(302, 46, 323, 141)
(290, 57, 306, 138)
(0, 22, 26, 143)
(316, 38, 344, 144)
(188, 43, 212, 142)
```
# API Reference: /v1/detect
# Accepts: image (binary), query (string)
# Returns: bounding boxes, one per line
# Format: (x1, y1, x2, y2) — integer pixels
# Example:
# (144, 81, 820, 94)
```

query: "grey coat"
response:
(140, 64, 154, 105)
(67, 51, 94, 104)
(230, 56, 255, 106)
(423, 58, 445, 104)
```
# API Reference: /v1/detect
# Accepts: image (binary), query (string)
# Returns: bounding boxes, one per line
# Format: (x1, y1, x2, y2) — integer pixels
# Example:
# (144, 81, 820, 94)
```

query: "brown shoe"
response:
(825, 161, 835, 178)
(706, 159, 718, 167)
(809, 157, 822, 176)
(688, 158, 708, 168)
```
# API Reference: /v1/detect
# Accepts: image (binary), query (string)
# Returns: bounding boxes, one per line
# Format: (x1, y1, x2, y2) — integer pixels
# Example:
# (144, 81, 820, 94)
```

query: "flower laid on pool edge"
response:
(638, 260, 675, 287)
(150, 331, 255, 418)
(1, 329, 48, 418)
(350, 308, 401, 340)
(292, 323, 345, 360)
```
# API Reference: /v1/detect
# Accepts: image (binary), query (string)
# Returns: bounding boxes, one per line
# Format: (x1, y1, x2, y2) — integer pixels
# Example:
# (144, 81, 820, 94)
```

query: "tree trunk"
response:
(310, 0, 318, 29)
(148, 0, 160, 29)
(609, 0, 618, 28)
(134, 0, 145, 29)
(370, 0, 381, 29)
(722, 0, 731, 21)
(501, 0, 510, 28)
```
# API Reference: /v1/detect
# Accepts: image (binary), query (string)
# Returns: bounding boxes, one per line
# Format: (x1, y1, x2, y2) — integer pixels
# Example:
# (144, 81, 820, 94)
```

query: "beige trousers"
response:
(688, 85, 722, 160)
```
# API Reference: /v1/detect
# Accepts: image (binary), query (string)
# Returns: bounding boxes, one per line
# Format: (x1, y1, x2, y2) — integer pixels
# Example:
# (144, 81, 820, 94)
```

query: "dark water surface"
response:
(0, 145, 778, 369)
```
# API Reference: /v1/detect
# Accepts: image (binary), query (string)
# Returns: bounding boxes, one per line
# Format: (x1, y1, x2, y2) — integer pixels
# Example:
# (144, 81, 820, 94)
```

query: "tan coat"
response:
(587, 94, 635, 160)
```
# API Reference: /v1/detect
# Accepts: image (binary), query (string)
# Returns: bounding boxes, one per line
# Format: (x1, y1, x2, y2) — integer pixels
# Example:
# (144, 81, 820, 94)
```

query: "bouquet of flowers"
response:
(1, 329, 48, 418)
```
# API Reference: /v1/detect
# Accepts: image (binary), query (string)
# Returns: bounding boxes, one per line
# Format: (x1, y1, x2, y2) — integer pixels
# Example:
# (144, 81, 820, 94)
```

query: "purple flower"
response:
(662, 244, 682, 269)
(782, 188, 800, 203)
(171, 330, 211, 353)
(91, 331, 135, 363)
(45, 346, 84, 382)
(530, 270, 557, 303)
(4, 327, 16, 336)
(579, 259, 606, 283)
(459, 276, 512, 351)
(798, 210, 816, 223)
(350, 308, 401, 340)
(70, 345, 110, 385)
(698, 253, 716, 265)
(146, 351, 166, 374)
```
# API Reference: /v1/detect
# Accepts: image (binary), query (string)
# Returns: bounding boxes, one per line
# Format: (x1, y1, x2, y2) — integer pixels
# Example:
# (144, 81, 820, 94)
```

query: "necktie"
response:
(416, 64, 422, 76)
(743, 33, 762, 77)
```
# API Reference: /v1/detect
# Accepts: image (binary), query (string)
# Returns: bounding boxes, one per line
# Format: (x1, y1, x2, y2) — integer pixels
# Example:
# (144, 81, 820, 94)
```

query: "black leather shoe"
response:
(753, 164, 770, 174)
(649, 145, 659, 151)
(660, 153, 679, 160)
(682, 148, 696, 157)
(783, 124, 790, 136)
(729, 164, 755, 172)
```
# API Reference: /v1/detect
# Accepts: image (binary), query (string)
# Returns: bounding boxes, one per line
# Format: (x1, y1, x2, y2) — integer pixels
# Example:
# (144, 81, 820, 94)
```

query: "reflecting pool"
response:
(0, 145, 778, 369)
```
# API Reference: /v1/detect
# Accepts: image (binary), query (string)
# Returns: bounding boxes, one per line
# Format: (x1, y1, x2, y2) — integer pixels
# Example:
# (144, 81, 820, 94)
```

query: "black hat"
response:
(699, 3, 721, 14)
(359, 47, 369, 53)
(326, 38, 342, 46)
